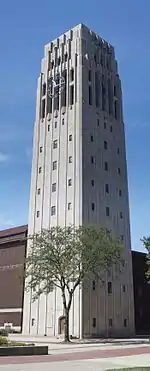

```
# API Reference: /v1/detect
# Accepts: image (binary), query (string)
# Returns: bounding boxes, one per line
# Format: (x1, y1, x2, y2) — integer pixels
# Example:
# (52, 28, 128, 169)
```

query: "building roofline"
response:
(0, 225, 28, 239)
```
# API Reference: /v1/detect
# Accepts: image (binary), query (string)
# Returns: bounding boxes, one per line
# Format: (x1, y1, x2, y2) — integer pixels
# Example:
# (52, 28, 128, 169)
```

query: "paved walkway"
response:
(0, 345, 150, 370)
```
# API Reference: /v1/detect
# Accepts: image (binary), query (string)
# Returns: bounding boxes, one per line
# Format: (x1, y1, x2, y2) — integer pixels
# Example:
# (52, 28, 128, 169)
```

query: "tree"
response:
(25, 225, 123, 342)
(142, 236, 150, 280)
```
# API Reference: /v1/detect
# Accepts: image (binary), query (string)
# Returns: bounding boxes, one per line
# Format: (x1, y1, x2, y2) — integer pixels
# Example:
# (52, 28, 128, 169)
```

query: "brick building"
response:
(0, 225, 27, 331)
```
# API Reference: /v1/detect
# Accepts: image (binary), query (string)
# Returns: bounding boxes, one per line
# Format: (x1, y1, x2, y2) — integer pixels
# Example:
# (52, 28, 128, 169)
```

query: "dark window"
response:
(104, 162, 108, 171)
(70, 68, 74, 82)
(48, 124, 50, 131)
(119, 189, 122, 197)
(108, 281, 112, 294)
(109, 318, 113, 327)
(102, 83, 105, 111)
(65, 52, 68, 62)
(114, 85, 117, 96)
(37, 211, 40, 218)
(52, 183, 56, 192)
(118, 167, 121, 175)
(62, 118, 64, 125)
(104, 122, 107, 129)
(97, 119, 100, 127)
(114, 101, 117, 119)
(58, 57, 61, 66)
(91, 179, 94, 186)
(41, 99, 45, 119)
(42, 83, 46, 96)
(110, 125, 113, 132)
(95, 71, 100, 107)
(117, 147, 120, 155)
(106, 206, 110, 216)
(92, 318, 96, 328)
(120, 211, 123, 219)
(91, 135, 94, 142)
(105, 184, 109, 193)
(123, 285, 126, 293)
(104, 141, 107, 150)
(52, 161, 57, 170)
(88, 70, 92, 81)
(68, 179, 72, 186)
(69, 156, 72, 163)
(92, 281, 96, 291)
(124, 318, 127, 328)
(92, 202, 95, 211)
(121, 235, 124, 242)
(53, 140, 58, 149)
(69, 134, 72, 141)
(51, 206, 56, 216)
(68, 202, 71, 210)
(55, 122, 57, 129)
(40, 146, 42, 153)
(89, 86, 92, 105)
(39, 167, 42, 174)
(70, 85, 74, 105)
(37, 188, 40, 195)
(91, 156, 95, 164)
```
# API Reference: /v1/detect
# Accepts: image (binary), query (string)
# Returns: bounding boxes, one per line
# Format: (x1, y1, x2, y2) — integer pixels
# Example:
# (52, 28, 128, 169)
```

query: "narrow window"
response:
(39, 166, 42, 174)
(68, 179, 72, 186)
(65, 52, 68, 62)
(106, 206, 110, 216)
(92, 318, 96, 328)
(92, 202, 95, 211)
(37, 188, 40, 195)
(53, 140, 58, 149)
(52, 161, 57, 170)
(40, 146, 42, 153)
(48, 124, 50, 132)
(102, 83, 105, 111)
(110, 125, 113, 132)
(91, 179, 94, 186)
(69, 156, 72, 163)
(70, 85, 74, 105)
(121, 235, 124, 242)
(114, 101, 117, 119)
(108, 281, 112, 294)
(42, 83, 46, 96)
(95, 71, 100, 107)
(114, 85, 117, 96)
(52, 183, 56, 192)
(104, 122, 107, 129)
(91, 156, 95, 164)
(105, 184, 109, 194)
(89, 86, 92, 105)
(118, 167, 121, 175)
(69, 134, 72, 142)
(70, 68, 74, 82)
(124, 318, 127, 328)
(120, 211, 123, 219)
(51, 206, 56, 216)
(104, 162, 108, 171)
(109, 318, 113, 327)
(88, 70, 91, 81)
(119, 189, 122, 197)
(62, 118, 64, 125)
(97, 119, 100, 127)
(123, 285, 126, 293)
(104, 141, 107, 150)
(68, 202, 71, 210)
(37, 211, 40, 218)
(117, 147, 120, 155)
(41, 99, 45, 119)
(91, 135, 94, 142)
(55, 121, 57, 129)
(92, 281, 96, 291)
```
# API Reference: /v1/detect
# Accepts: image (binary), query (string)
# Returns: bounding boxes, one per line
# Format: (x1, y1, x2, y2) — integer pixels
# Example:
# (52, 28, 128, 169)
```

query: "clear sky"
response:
(0, 0, 149, 251)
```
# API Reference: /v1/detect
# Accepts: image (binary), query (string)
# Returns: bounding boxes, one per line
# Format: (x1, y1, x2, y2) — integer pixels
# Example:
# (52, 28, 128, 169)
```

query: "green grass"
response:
(107, 368, 150, 371)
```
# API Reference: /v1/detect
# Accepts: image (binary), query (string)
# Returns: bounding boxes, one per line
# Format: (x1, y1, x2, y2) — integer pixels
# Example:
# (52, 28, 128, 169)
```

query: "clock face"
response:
(47, 74, 65, 98)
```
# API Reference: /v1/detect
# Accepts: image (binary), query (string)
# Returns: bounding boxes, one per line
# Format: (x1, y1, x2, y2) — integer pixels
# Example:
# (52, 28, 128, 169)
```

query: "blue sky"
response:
(0, 0, 149, 251)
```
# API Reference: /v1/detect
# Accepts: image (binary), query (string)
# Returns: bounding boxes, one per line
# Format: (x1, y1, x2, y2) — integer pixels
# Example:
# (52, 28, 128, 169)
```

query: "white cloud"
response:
(0, 152, 9, 163)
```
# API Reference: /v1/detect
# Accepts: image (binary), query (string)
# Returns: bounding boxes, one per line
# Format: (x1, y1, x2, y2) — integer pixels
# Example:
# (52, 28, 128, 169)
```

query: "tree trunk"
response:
(64, 308, 70, 342)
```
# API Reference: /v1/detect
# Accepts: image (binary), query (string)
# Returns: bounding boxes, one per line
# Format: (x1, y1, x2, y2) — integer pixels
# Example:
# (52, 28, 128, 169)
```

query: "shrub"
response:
(0, 329, 8, 337)
(0, 336, 9, 346)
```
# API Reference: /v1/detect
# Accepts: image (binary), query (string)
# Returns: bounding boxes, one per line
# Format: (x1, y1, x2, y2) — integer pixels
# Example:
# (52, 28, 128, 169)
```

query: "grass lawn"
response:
(107, 368, 150, 371)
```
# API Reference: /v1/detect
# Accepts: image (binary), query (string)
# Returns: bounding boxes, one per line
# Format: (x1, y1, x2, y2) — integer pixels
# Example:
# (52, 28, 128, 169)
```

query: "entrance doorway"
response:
(58, 316, 65, 334)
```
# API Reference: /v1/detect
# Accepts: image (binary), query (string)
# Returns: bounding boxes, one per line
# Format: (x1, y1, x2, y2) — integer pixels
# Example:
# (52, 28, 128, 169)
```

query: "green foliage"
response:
(0, 336, 9, 346)
(0, 329, 8, 337)
(141, 236, 150, 281)
(25, 225, 123, 300)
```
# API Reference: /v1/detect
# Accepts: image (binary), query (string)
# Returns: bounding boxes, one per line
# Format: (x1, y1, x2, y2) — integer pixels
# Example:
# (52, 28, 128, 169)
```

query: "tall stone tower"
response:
(23, 24, 135, 337)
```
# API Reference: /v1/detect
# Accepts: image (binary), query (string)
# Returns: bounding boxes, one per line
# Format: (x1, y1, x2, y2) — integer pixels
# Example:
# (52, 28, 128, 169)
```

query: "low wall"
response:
(0, 345, 48, 357)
